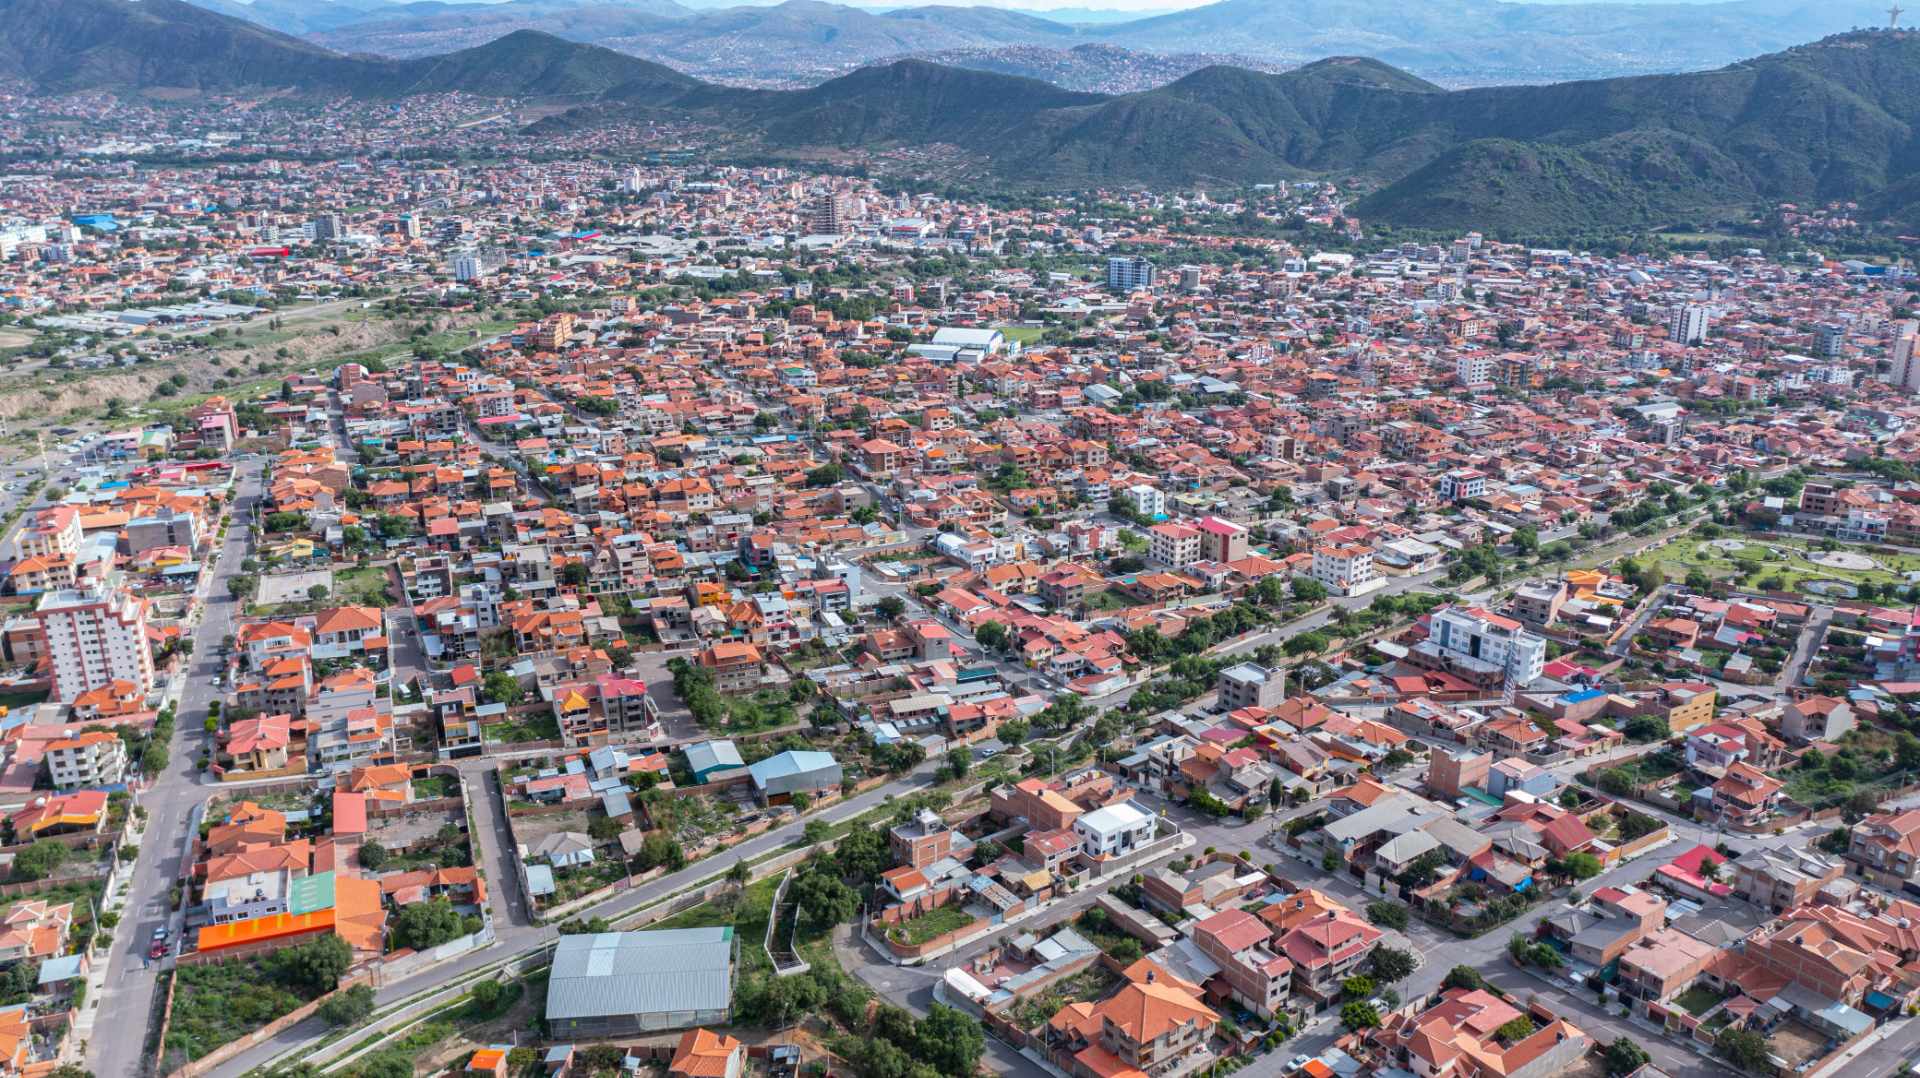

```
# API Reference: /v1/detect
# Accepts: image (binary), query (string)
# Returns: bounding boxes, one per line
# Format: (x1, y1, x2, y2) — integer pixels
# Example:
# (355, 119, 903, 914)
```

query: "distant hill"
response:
(0, 0, 699, 98)
(870, 43, 1289, 94)
(8, 0, 1920, 237)
(184, 0, 1890, 87)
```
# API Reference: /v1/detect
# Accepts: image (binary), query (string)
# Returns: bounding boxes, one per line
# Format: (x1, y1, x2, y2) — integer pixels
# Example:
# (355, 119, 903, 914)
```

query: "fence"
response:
(159, 971, 374, 1077)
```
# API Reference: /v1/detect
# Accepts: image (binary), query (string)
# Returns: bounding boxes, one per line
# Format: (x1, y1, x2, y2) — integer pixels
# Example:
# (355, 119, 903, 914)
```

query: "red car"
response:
(148, 927, 169, 960)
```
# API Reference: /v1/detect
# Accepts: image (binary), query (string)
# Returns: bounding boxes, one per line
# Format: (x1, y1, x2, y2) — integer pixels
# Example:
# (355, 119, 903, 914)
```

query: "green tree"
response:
(944, 748, 970, 779)
(482, 671, 523, 705)
(876, 596, 906, 620)
(1340, 1001, 1380, 1030)
(1563, 851, 1603, 880)
(1341, 974, 1375, 1000)
(269, 935, 352, 994)
(1602, 1037, 1651, 1076)
(1365, 901, 1409, 930)
(391, 898, 468, 951)
(637, 832, 687, 871)
(317, 983, 376, 1027)
(1496, 1016, 1536, 1042)
(1290, 577, 1327, 603)
(917, 1004, 985, 1077)
(974, 620, 1008, 651)
(1371, 946, 1418, 983)
(358, 840, 388, 870)
(1443, 965, 1485, 992)
(10, 840, 66, 882)
(793, 867, 860, 928)
(1715, 1028, 1773, 1072)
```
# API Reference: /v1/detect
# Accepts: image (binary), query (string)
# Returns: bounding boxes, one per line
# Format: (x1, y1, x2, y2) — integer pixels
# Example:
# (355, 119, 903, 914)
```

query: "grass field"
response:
(333, 564, 394, 607)
(995, 325, 1048, 344)
(1640, 534, 1920, 596)
(650, 875, 780, 975)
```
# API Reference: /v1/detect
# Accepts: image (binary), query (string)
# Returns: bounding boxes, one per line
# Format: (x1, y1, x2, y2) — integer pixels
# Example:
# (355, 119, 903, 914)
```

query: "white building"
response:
(34, 583, 155, 703)
(1312, 544, 1378, 596)
(1454, 354, 1494, 386)
(1893, 322, 1920, 394)
(1668, 304, 1710, 346)
(452, 250, 484, 282)
(1426, 606, 1546, 687)
(46, 730, 126, 790)
(1438, 469, 1487, 502)
(1074, 802, 1156, 860)
(1122, 484, 1166, 520)
(1147, 523, 1202, 569)
(1106, 256, 1156, 292)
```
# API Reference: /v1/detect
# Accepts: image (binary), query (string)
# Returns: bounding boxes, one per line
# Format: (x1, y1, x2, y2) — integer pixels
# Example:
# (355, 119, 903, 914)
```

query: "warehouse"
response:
(747, 750, 841, 804)
(546, 928, 736, 1037)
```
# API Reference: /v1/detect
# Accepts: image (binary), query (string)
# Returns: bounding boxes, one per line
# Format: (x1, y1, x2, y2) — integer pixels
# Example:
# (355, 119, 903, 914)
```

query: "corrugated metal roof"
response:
(546, 928, 733, 1021)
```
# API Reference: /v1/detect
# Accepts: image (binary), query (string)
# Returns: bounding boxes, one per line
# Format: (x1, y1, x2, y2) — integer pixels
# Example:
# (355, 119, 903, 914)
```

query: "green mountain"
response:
(6, 0, 1920, 236)
(0, 0, 697, 98)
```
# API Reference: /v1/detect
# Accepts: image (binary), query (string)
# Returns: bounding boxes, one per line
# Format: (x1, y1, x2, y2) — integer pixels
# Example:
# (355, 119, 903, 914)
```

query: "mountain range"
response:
(5, 0, 1919, 237)
(181, 0, 1893, 87)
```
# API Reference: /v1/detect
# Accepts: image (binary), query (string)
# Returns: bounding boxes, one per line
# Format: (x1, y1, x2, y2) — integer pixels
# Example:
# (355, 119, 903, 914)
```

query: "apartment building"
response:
(33, 583, 155, 703)
(45, 730, 126, 789)
(1146, 524, 1201, 569)
(1311, 544, 1376, 595)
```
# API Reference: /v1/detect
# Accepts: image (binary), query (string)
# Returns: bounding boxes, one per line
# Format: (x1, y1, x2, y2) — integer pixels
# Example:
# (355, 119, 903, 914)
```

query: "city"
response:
(0, 15, 1918, 1078)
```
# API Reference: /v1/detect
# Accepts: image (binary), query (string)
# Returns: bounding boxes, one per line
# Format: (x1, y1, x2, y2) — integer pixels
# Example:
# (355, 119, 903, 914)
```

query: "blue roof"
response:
(684, 739, 743, 773)
(525, 864, 556, 895)
(1561, 689, 1605, 704)
(748, 750, 837, 782)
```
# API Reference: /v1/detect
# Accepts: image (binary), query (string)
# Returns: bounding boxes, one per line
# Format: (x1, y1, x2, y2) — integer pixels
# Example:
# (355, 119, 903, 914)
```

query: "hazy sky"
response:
(296, 0, 1753, 9)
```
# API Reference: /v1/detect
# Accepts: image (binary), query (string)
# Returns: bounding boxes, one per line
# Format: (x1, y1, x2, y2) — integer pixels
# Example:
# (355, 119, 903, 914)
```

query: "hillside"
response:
(185, 0, 1889, 87)
(0, 0, 701, 98)
(7, 0, 1920, 236)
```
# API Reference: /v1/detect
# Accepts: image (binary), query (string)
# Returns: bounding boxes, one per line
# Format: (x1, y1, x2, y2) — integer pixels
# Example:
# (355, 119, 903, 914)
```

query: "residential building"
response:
(33, 583, 155, 703)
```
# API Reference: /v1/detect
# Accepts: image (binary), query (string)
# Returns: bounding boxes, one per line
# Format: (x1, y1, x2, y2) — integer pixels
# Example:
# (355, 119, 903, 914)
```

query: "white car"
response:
(1286, 1056, 1312, 1073)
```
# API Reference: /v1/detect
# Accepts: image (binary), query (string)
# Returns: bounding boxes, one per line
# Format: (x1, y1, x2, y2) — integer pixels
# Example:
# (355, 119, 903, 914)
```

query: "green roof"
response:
(289, 870, 336, 915)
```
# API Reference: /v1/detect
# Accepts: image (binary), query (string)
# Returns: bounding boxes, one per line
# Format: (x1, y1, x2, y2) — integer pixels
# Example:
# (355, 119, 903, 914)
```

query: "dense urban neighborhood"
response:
(4, 64, 1920, 1078)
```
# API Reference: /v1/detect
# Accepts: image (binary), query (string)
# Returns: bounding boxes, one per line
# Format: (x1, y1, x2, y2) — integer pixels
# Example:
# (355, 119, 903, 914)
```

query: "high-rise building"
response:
(311, 214, 345, 242)
(34, 583, 155, 703)
(452, 250, 484, 282)
(1894, 321, 1920, 394)
(1106, 256, 1156, 292)
(806, 192, 846, 235)
(1815, 322, 1846, 358)
(1668, 304, 1710, 345)
(396, 214, 422, 240)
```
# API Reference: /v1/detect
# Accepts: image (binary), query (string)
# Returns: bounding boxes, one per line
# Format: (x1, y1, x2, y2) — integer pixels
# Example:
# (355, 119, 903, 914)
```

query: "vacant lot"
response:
(255, 569, 332, 607)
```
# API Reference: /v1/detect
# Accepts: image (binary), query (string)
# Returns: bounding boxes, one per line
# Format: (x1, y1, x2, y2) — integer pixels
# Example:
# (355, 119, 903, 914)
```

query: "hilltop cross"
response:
(1893, 2, 1906, 27)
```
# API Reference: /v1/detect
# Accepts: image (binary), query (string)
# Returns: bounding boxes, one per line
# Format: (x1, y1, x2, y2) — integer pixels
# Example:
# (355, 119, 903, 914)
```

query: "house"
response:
(697, 642, 763, 694)
(1192, 908, 1293, 1018)
(44, 730, 126, 789)
(1371, 988, 1591, 1078)
(1046, 966, 1218, 1078)
(685, 740, 744, 783)
(1847, 808, 1920, 882)
(1275, 906, 1382, 1009)
(1074, 802, 1156, 862)
(1216, 664, 1285, 711)
(1781, 695, 1854, 743)
(669, 1029, 745, 1078)
(1705, 761, 1783, 825)
(1731, 848, 1844, 914)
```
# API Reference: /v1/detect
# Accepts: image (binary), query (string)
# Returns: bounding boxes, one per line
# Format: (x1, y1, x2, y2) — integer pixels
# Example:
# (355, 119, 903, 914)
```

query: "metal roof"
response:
(547, 929, 734, 1021)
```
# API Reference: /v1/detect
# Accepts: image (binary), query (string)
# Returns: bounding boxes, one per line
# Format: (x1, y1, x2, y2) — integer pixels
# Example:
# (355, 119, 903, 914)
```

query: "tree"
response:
(1395, 849, 1447, 888)
(392, 898, 468, 951)
(1511, 526, 1539, 555)
(270, 935, 352, 994)
(1495, 1016, 1536, 1043)
(1253, 576, 1289, 606)
(10, 840, 66, 882)
(917, 1004, 985, 1078)
(943, 748, 970, 780)
(637, 832, 687, 871)
(974, 620, 1008, 651)
(318, 983, 376, 1027)
(589, 814, 625, 843)
(1602, 1037, 1651, 1076)
(1370, 946, 1418, 984)
(1290, 577, 1328, 603)
(1443, 965, 1485, 992)
(470, 978, 504, 1015)
(308, 584, 330, 602)
(228, 575, 257, 600)
(1341, 974, 1375, 1000)
(806, 463, 845, 487)
(1268, 777, 1284, 810)
(1623, 715, 1669, 743)
(1340, 1001, 1380, 1030)
(876, 596, 906, 621)
(359, 840, 388, 870)
(482, 671, 524, 706)
(561, 562, 590, 588)
(793, 867, 860, 928)
(141, 742, 169, 774)
(1365, 901, 1410, 931)
(1715, 1028, 1772, 1072)
(1563, 851, 1603, 880)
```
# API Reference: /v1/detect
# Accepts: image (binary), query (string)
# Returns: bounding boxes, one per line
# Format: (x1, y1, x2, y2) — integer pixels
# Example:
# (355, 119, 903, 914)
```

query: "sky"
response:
(277, 0, 1755, 9)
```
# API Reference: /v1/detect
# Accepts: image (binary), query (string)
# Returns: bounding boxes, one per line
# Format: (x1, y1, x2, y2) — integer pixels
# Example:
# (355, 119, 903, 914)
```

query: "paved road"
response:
(90, 461, 263, 1078)
(213, 755, 949, 1076)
